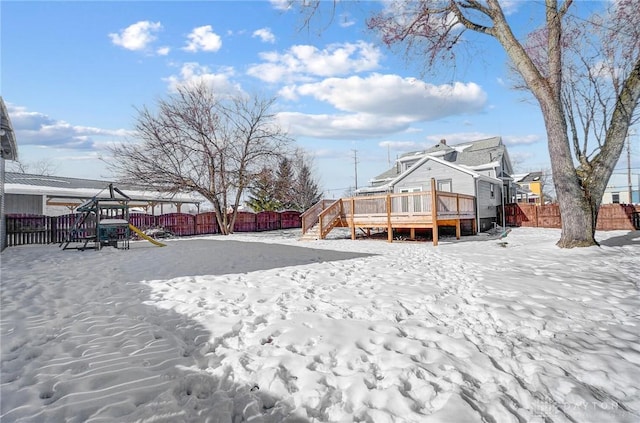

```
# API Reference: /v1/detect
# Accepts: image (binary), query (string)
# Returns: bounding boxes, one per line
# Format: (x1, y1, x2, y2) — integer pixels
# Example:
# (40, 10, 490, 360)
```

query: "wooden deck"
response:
(302, 180, 476, 246)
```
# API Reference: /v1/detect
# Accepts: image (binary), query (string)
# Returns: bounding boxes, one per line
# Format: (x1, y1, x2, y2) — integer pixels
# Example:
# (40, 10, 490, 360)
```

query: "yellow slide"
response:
(129, 224, 167, 247)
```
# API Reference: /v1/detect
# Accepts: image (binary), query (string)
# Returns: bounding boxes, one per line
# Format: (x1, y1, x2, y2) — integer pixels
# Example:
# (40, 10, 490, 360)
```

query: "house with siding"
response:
(1, 96, 19, 251)
(357, 137, 515, 232)
(513, 171, 544, 205)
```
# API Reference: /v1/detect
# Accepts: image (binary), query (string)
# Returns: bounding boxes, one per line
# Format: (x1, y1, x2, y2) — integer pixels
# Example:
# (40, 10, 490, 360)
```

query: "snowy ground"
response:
(1, 227, 639, 422)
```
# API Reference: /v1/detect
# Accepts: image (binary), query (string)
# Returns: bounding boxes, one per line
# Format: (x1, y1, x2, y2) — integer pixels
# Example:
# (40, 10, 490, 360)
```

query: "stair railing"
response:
(318, 199, 344, 239)
(301, 199, 337, 234)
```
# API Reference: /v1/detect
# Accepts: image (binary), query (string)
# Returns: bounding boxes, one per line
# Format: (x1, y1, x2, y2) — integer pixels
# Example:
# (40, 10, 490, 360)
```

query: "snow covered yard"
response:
(1, 227, 639, 422)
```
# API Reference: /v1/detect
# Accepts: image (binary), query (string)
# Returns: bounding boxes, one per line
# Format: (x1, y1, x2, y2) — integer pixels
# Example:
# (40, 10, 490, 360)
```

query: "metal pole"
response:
(352, 148, 358, 190)
(627, 132, 632, 204)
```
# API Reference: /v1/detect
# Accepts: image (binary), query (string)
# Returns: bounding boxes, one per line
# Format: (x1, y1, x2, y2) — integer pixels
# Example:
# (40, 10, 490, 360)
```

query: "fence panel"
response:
(280, 211, 301, 229)
(129, 213, 157, 230)
(256, 211, 281, 231)
(504, 203, 640, 230)
(233, 211, 257, 232)
(6, 215, 52, 246)
(196, 212, 219, 235)
(5, 209, 303, 247)
(157, 213, 196, 236)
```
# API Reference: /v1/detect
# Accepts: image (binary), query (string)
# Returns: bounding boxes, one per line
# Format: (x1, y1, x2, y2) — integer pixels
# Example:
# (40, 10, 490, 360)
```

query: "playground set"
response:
(61, 184, 165, 250)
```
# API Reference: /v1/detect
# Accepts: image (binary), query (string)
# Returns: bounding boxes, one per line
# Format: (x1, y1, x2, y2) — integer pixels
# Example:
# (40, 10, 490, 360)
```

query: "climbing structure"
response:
(61, 184, 131, 250)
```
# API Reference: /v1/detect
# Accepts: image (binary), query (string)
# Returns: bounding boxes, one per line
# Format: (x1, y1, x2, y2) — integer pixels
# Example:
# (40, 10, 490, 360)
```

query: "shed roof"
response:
(5, 172, 202, 205)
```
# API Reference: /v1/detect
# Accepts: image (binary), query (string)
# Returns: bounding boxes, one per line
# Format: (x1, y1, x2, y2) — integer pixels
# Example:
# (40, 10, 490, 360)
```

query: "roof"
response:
(391, 155, 502, 187)
(5, 172, 202, 204)
(1, 97, 18, 161)
(5, 172, 141, 190)
(370, 137, 509, 184)
(517, 171, 543, 183)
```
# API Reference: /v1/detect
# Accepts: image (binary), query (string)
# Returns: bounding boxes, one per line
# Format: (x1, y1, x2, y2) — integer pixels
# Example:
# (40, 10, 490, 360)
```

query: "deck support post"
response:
(350, 198, 356, 240)
(431, 178, 438, 246)
(456, 194, 461, 240)
(410, 228, 415, 239)
(386, 194, 393, 242)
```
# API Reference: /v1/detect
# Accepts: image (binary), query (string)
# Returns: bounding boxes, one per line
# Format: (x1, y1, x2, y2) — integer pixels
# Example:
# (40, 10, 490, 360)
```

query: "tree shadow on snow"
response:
(598, 230, 640, 247)
(0, 245, 321, 422)
(122, 238, 374, 280)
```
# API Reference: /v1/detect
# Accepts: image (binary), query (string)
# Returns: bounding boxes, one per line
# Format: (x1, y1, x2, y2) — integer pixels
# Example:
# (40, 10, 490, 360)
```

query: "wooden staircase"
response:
(299, 199, 345, 241)
(299, 224, 320, 241)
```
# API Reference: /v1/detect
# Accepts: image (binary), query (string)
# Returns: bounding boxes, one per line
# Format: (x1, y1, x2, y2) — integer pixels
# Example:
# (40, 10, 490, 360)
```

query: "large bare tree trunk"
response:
(542, 104, 596, 247)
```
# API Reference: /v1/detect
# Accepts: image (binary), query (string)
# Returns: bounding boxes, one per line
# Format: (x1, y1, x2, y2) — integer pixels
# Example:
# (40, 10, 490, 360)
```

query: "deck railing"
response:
(318, 199, 344, 238)
(301, 199, 338, 234)
(315, 180, 478, 245)
(436, 192, 476, 218)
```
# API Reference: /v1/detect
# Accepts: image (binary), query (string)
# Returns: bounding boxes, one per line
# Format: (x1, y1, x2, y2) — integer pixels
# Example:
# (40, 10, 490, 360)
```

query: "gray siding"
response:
(393, 159, 476, 195)
(5, 193, 44, 215)
(476, 180, 500, 219)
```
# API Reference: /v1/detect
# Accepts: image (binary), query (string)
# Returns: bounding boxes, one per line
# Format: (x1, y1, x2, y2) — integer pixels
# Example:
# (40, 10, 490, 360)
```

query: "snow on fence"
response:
(4, 210, 302, 247)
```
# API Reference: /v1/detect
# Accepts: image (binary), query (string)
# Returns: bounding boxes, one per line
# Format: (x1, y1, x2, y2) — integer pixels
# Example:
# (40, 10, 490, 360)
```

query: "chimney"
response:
(440, 139, 447, 145)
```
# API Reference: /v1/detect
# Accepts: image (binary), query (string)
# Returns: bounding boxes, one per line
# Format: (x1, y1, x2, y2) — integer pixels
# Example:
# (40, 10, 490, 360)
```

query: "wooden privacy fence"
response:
(503, 203, 640, 230)
(5, 210, 302, 247)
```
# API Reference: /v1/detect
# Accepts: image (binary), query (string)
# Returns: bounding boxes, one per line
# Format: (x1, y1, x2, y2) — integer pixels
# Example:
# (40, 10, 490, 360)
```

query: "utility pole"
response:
(352, 149, 359, 190)
(627, 131, 633, 204)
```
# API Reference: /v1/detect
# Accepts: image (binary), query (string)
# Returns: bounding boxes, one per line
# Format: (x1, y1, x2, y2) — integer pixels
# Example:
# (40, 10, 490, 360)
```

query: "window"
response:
(612, 192, 620, 204)
(437, 179, 452, 192)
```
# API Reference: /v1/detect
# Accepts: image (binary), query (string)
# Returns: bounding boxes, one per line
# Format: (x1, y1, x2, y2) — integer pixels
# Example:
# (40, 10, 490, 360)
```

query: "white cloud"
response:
(247, 41, 382, 83)
(156, 46, 171, 56)
(502, 134, 541, 145)
(269, 0, 290, 11)
(339, 13, 356, 28)
(164, 62, 242, 95)
(294, 74, 487, 120)
(276, 74, 487, 139)
(109, 21, 163, 51)
(498, 0, 521, 15)
(253, 28, 276, 43)
(277, 111, 411, 139)
(184, 25, 222, 53)
(6, 104, 131, 150)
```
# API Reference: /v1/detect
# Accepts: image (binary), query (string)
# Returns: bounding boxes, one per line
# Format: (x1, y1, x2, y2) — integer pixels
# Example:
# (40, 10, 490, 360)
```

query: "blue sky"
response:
(2, 0, 637, 196)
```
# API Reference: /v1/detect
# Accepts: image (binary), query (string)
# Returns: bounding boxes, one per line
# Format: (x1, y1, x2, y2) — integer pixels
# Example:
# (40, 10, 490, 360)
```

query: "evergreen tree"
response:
(274, 157, 296, 210)
(295, 161, 322, 211)
(246, 168, 280, 211)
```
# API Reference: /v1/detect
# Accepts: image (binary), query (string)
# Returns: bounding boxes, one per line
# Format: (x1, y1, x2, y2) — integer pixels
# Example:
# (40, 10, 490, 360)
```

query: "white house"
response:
(357, 137, 516, 231)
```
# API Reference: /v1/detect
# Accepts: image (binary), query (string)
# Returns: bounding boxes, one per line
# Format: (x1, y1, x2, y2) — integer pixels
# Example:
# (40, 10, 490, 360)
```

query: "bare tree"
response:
(7, 159, 58, 176)
(296, 0, 640, 247)
(109, 83, 291, 234)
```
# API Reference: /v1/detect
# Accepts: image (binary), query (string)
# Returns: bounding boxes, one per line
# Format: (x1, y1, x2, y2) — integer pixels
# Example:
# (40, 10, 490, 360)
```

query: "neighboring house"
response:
(1, 96, 19, 251)
(357, 137, 516, 232)
(4, 172, 204, 216)
(513, 171, 544, 205)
